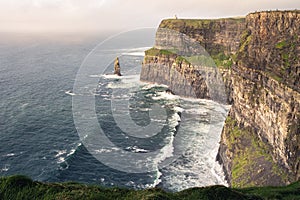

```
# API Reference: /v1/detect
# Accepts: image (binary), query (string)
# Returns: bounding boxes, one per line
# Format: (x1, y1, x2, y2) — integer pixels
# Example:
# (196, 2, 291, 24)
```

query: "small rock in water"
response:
(114, 57, 122, 76)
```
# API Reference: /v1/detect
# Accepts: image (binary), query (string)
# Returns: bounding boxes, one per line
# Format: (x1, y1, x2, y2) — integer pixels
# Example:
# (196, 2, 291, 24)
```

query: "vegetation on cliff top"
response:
(0, 175, 300, 200)
(145, 47, 234, 69)
(145, 47, 176, 57)
(159, 17, 245, 30)
(145, 47, 191, 65)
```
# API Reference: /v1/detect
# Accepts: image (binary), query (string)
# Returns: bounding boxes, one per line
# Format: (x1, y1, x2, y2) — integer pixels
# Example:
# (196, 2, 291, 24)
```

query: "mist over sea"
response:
(0, 31, 228, 191)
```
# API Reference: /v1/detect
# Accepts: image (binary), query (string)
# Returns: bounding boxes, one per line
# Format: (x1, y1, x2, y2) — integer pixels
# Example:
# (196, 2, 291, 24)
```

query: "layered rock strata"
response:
(140, 10, 300, 187)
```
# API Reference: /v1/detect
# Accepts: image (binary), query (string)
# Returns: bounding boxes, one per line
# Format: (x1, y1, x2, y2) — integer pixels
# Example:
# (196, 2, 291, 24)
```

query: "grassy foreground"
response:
(0, 175, 299, 200)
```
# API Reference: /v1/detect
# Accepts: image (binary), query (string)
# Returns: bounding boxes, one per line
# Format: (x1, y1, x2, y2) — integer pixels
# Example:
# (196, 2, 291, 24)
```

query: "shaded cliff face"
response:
(238, 11, 300, 92)
(141, 48, 227, 103)
(140, 10, 299, 187)
(218, 11, 300, 187)
(157, 18, 246, 56)
(140, 49, 210, 99)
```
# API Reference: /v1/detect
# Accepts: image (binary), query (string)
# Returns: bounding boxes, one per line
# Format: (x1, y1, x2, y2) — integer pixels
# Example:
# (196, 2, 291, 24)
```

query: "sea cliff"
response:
(140, 10, 300, 187)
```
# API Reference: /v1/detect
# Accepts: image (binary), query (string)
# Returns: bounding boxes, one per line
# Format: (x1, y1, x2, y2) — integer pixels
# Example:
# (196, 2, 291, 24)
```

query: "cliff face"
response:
(157, 18, 246, 56)
(140, 49, 210, 99)
(140, 10, 300, 187)
(218, 11, 300, 187)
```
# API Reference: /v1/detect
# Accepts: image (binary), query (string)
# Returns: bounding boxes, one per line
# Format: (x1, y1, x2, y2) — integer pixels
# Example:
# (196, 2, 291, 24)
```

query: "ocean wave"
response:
(125, 146, 149, 153)
(20, 103, 29, 109)
(157, 101, 228, 191)
(55, 143, 82, 165)
(1, 164, 10, 172)
(89, 74, 102, 78)
(101, 74, 123, 79)
(55, 150, 67, 158)
(3, 153, 15, 157)
(65, 90, 76, 96)
(146, 105, 182, 188)
(93, 147, 119, 154)
(152, 91, 180, 101)
(141, 83, 169, 91)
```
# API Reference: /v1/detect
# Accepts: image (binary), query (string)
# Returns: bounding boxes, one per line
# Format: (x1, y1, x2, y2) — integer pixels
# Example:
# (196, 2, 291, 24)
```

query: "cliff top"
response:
(159, 10, 299, 30)
(159, 17, 244, 29)
(248, 10, 300, 15)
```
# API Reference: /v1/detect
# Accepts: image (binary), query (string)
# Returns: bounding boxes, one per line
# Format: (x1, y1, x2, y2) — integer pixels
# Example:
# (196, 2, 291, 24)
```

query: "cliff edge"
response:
(140, 10, 300, 187)
(218, 10, 300, 187)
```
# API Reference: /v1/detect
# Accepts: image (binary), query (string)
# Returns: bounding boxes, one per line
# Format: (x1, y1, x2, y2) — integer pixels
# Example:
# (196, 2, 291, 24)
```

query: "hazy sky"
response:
(0, 0, 299, 33)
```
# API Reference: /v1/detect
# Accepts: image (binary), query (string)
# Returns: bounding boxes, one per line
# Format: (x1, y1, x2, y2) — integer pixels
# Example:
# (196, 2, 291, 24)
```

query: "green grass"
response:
(185, 55, 215, 67)
(224, 117, 290, 188)
(159, 18, 245, 30)
(275, 41, 288, 49)
(145, 47, 176, 56)
(211, 53, 234, 69)
(175, 55, 191, 65)
(265, 71, 283, 83)
(237, 181, 300, 200)
(145, 48, 233, 68)
(1, 175, 299, 200)
(145, 47, 191, 65)
(238, 31, 252, 53)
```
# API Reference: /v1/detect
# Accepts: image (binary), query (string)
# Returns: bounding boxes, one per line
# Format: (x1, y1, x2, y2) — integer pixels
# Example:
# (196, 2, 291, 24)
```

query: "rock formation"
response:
(140, 10, 300, 187)
(114, 57, 121, 76)
(141, 48, 210, 99)
(156, 17, 246, 56)
(218, 11, 300, 187)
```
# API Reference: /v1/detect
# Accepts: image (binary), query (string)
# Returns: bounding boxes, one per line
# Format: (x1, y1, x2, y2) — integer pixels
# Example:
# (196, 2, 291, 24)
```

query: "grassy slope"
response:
(0, 175, 299, 200)
(223, 117, 291, 188)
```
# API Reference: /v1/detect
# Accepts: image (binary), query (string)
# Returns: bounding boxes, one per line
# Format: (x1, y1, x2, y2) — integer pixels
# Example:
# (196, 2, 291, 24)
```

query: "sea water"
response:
(0, 32, 228, 191)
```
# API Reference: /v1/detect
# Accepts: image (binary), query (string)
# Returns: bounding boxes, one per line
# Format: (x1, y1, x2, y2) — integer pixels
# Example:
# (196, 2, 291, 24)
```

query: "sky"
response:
(0, 0, 299, 33)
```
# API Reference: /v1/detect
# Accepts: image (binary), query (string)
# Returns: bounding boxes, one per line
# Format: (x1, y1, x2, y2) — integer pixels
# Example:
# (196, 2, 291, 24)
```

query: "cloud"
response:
(0, 0, 298, 32)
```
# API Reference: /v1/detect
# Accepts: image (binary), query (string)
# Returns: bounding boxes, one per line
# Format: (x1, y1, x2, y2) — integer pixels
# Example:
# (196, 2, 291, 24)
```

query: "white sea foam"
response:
(55, 150, 67, 158)
(133, 107, 151, 112)
(3, 153, 15, 157)
(67, 149, 76, 157)
(145, 169, 163, 188)
(65, 90, 76, 96)
(66, 143, 82, 157)
(20, 103, 29, 109)
(106, 75, 141, 90)
(57, 157, 65, 164)
(125, 146, 149, 153)
(54, 150, 68, 164)
(94, 147, 119, 154)
(174, 106, 184, 113)
(159, 100, 229, 191)
(152, 91, 179, 101)
(146, 103, 182, 188)
(102, 74, 122, 79)
(141, 83, 169, 90)
(1, 164, 10, 172)
(89, 74, 102, 78)
(95, 72, 228, 190)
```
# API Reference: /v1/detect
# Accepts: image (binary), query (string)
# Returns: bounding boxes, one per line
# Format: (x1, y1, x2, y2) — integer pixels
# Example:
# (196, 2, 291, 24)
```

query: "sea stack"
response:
(114, 57, 121, 76)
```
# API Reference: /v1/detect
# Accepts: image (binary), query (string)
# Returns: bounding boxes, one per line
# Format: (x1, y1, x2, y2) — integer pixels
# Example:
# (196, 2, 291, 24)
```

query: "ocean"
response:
(0, 30, 229, 191)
